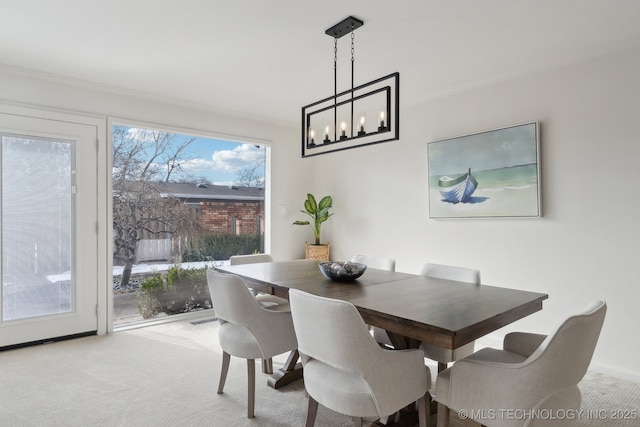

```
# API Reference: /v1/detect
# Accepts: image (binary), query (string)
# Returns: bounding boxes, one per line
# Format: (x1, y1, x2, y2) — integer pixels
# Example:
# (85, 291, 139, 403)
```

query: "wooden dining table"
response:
(216, 259, 548, 390)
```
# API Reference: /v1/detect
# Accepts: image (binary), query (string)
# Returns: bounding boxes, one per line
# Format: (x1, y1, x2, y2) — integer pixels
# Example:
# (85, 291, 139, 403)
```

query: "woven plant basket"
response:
(305, 242, 330, 261)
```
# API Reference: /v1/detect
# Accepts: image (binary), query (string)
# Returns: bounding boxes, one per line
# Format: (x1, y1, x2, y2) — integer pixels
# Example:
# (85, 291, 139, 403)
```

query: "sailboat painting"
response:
(427, 122, 541, 219)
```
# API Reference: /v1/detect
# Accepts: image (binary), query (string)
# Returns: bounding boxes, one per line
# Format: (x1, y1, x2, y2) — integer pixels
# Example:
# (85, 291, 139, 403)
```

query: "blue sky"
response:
(116, 125, 265, 185)
(179, 136, 265, 185)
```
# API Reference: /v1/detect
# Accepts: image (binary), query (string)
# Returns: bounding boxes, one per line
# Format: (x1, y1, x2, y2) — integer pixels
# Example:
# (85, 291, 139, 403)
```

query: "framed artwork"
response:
(427, 122, 541, 219)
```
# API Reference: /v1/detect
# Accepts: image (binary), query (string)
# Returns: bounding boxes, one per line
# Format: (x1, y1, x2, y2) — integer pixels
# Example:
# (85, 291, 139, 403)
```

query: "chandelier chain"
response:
(302, 16, 399, 156)
(351, 31, 355, 63)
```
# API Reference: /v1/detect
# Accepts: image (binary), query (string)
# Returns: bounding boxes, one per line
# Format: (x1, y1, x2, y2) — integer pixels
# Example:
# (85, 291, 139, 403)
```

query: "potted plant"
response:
(293, 193, 333, 260)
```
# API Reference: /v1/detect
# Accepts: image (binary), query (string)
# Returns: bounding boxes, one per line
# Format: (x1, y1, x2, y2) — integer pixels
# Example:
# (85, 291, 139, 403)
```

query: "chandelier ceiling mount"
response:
(301, 16, 400, 157)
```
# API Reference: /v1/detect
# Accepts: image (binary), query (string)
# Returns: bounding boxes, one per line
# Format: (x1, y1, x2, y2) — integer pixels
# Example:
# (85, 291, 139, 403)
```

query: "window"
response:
(111, 123, 267, 326)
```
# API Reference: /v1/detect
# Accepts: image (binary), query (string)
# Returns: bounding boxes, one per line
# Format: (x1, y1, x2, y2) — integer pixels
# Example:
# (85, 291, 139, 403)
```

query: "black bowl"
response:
(318, 261, 367, 282)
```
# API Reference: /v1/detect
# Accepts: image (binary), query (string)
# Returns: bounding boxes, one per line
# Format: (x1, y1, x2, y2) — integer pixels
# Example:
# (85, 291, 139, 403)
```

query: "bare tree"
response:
(112, 126, 202, 288)
(234, 153, 265, 188)
(163, 137, 196, 182)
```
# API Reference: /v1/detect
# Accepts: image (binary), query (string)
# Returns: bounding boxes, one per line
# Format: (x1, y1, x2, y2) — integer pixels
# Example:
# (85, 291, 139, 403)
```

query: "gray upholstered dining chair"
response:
(230, 253, 289, 312)
(206, 270, 298, 418)
(350, 254, 396, 272)
(435, 299, 607, 427)
(289, 289, 431, 427)
(419, 263, 481, 372)
(229, 252, 288, 376)
(420, 262, 480, 284)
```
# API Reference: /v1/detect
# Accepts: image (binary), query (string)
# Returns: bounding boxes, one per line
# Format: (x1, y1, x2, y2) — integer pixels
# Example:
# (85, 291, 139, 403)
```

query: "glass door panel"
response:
(0, 110, 98, 348)
(2, 135, 73, 321)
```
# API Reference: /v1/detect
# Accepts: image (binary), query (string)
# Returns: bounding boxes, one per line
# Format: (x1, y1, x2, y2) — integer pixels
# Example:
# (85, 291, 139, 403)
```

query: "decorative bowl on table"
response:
(318, 261, 367, 282)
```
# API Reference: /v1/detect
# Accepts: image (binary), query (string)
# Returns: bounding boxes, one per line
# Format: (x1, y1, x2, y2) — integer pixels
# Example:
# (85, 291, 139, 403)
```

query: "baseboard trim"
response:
(0, 330, 97, 352)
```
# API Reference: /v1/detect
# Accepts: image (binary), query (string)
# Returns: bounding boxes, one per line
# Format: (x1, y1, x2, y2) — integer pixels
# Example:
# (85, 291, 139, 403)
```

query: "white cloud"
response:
(180, 144, 264, 176)
(210, 144, 264, 172)
(180, 158, 215, 173)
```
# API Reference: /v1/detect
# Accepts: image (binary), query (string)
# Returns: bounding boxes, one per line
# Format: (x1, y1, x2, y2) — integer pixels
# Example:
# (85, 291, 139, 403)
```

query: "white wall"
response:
(2, 45, 638, 380)
(314, 46, 640, 381)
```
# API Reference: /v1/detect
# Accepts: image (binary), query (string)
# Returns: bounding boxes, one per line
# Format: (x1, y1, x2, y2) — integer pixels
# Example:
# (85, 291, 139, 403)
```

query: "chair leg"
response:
(353, 417, 363, 427)
(437, 402, 450, 427)
(417, 393, 430, 427)
(247, 359, 255, 418)
(305, 395, 319, 427)
(217, 351, 230, 394)
(262, 357, 273, 374)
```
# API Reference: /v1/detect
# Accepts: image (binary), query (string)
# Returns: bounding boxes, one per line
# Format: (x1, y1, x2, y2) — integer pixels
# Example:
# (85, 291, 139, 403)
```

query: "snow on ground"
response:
(47, 260, 229, 283)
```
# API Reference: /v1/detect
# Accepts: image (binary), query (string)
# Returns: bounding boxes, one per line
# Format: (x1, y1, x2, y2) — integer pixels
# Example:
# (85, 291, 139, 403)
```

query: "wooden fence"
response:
(136, 239, 172, 262)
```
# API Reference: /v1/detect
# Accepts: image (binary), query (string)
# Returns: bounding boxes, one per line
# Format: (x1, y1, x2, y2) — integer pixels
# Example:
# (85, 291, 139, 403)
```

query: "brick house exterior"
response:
(201, 200, 264, 234)
(115, 182, 265, 264)
(160, 182, 265, 235)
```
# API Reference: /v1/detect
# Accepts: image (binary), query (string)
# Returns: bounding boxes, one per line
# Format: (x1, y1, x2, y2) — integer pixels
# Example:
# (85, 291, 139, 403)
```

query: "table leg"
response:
(266, 349, 303, 389)
(386, 331, 421, 350)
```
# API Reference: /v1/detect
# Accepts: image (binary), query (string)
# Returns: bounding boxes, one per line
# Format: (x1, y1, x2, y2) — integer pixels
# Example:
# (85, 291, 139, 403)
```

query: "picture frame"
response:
(427, 122, 541, 219)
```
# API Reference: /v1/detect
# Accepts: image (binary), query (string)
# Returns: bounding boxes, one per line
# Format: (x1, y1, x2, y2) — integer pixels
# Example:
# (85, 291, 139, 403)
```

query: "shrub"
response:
(137, 265, 212, 318)
(182, 232, 263, 261)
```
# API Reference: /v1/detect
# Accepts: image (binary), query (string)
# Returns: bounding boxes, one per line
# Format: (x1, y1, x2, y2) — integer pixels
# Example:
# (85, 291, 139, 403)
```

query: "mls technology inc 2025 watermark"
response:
(457, 408, 638, 422)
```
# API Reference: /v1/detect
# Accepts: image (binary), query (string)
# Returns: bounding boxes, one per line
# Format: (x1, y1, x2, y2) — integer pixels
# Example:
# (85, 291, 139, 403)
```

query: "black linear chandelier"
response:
(301, 16, 399, 158)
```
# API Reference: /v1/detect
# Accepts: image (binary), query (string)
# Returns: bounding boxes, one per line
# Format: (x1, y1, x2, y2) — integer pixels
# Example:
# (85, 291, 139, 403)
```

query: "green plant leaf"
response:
(318, 195, 332, 211)
(299, 209, 313, 218)
(316, 211, 329, 223)
(293, 220, 310, 225)
(305, 193, 317, 214)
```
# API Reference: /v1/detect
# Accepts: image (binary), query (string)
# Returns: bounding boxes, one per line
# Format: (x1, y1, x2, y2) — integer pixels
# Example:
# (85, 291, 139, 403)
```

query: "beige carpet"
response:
(0, 318, 638, 426)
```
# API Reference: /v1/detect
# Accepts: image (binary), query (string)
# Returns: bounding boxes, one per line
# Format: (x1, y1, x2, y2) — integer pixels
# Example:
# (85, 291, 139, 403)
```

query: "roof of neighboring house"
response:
(114, 181, 265, 201)
(157, 182, 264, 201)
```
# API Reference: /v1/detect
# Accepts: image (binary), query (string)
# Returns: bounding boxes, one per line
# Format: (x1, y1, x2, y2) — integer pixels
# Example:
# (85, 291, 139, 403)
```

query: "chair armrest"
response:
(443, 354, 546, 414)
(503, 332, 547, 357)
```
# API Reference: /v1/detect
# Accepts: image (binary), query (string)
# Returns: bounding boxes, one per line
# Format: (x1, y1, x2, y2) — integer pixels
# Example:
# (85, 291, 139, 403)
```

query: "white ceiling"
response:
(2, 1, 640, 127)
